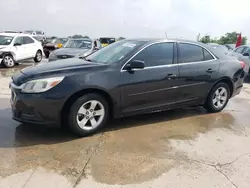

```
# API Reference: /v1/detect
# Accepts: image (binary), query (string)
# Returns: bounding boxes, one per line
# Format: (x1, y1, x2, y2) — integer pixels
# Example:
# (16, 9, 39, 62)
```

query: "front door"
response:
(12, 37, 26, 61)
(176, 42, 219, 104)
(120, 42, 179, 114)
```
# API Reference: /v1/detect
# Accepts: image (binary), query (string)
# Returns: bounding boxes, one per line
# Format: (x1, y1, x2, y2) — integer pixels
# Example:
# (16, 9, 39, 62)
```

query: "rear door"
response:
(176, 42, 219, 104)
(121, 42, 179, 114)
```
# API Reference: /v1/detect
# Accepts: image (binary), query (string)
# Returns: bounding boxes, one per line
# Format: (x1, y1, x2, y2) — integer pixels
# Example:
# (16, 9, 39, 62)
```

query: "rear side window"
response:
(179, 43, 204, 63)
(203, 49, 214, 60)
(134, 42, 174, 67)
(23, 37, 34, 44)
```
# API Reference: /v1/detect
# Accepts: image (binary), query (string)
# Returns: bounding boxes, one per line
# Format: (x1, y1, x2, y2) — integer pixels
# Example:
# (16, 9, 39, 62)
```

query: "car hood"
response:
(52, 48, 89, 56)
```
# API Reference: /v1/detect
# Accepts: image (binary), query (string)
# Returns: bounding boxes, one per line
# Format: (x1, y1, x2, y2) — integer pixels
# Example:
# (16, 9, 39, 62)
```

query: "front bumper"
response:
(10, 83, 65, 126)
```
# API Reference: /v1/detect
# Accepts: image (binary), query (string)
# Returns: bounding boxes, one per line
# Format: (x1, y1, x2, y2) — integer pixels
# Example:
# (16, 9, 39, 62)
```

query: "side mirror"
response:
(243, 52, 249, 57)
(125, 60, 145, 71)
(14, 43, 22, 46)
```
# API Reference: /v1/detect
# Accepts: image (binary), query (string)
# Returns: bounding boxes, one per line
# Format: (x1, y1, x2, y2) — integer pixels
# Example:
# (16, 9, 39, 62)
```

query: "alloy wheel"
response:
(4, 56, 14, 67)
(212, 87, 228, 109)
(36, 52, 42, 61)
(76, 100, 105, 130)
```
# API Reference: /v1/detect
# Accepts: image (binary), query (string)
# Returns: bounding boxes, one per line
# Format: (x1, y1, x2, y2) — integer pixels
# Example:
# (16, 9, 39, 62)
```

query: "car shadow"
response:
(0, 106, 208, 148)
(102, 107, 207, 133)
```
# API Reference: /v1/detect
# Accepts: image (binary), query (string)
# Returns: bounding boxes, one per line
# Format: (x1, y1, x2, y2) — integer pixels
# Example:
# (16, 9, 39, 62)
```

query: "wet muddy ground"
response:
(0, 63, 250, 188)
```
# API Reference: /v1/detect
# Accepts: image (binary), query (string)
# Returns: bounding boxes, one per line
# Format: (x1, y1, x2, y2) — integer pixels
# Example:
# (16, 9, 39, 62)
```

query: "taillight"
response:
(239, 61, 245, 69)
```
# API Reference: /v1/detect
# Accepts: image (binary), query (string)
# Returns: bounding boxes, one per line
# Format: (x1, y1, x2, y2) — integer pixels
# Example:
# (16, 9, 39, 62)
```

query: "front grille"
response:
(57, 55, 74, 59)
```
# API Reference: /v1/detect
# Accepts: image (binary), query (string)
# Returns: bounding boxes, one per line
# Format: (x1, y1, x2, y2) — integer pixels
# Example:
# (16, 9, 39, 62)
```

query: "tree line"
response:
(199, 32, 247, 45)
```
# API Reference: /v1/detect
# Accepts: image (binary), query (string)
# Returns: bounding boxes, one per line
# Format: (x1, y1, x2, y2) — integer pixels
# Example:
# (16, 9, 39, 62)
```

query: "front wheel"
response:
(68, 94, 109, 137)
(34, 50, 43, 63)
(204, 82, 230, 113)
(2, 55, 15, 68)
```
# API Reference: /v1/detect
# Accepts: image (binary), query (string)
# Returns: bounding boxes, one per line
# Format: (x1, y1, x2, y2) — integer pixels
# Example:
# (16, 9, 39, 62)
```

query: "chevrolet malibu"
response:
(10, 39, 246, 136)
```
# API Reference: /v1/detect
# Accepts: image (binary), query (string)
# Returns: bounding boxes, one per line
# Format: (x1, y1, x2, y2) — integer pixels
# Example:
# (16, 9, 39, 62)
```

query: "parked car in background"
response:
(10, 39, 245, 136)
(228, 45, 250, 75)
(48, 38, 102, 61)
(207, 43, 229, 54)
(43, 38, 68, 58)
(225, 44, 235, 51)
(24, 30, 46, 43)
(99, 37, 116, 47)
(0, 33, 43, 68)
(2, 31, 22, 34)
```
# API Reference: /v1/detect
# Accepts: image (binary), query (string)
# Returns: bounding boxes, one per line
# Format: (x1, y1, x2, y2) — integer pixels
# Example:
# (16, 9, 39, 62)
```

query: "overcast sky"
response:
(1, 0, 250, 41)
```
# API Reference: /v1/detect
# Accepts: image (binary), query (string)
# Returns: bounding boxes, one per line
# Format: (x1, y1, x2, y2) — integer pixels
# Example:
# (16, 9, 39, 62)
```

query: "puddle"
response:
(0, 91, 249, 185)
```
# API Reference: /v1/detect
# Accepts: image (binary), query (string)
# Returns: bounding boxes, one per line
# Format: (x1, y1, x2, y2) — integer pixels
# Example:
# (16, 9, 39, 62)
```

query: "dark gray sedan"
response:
(48, 38, 102, 61)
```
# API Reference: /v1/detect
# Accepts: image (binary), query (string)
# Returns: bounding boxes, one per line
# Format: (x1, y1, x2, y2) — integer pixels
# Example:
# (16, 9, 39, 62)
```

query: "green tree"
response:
(218, 32, 247, 45)
(200, 35, 218, 44)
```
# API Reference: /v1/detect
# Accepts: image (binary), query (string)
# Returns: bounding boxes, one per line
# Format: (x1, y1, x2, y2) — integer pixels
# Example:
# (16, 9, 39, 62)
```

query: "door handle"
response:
(206, 68, 214, 73)
(166, 74, 177, 79)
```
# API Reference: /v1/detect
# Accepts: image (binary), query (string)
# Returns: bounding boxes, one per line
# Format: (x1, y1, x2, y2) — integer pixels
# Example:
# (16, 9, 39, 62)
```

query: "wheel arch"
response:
(61, 88, 115, 126)
(211, 77, 234, 98)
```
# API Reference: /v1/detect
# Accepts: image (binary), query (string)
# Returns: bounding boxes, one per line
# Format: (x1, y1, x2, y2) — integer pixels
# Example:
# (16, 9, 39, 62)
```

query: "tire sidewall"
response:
(34, 50, 42, 62)
(68, 94, 109, 136)
(2, 54, 15, 68)
(206, 82, 230, 113)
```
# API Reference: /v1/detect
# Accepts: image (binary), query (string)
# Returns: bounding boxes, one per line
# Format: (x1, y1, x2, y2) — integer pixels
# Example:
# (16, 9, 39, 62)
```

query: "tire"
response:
(34, 50, 43, 63)
(45, 51, 50, 59)
(2, 54, 15, 68)
(68, 93, 109, 137)
(204, 82, 230, 113)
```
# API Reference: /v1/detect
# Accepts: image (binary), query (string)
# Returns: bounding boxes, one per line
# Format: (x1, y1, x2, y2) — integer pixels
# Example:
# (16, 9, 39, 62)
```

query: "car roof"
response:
(0, 33, 36, 37)
(124, 38, 232, 60)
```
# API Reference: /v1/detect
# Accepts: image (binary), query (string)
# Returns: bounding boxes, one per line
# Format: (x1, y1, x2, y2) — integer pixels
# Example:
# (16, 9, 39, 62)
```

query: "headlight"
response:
(21, 77, 64, 93)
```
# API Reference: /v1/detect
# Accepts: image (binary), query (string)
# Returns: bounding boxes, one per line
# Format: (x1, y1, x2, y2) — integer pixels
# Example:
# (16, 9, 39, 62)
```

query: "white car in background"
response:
(0, 33, 43, 68)
(24, 30, 46, 43)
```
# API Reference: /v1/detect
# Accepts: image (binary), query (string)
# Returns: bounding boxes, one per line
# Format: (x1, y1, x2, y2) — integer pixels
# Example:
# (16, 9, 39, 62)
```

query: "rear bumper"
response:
(231, 85, 243, 98)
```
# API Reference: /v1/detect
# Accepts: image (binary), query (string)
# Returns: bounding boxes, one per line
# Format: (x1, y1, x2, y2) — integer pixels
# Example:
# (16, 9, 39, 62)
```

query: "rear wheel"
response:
(68, 94, 109, 137)
(2, 55, 15, 68)
(205, 82, 230, 113)
(34, 50, 42, 62)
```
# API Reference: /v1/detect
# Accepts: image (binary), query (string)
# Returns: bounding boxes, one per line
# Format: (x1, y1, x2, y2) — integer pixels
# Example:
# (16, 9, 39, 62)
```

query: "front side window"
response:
(0, 35, 13, 45)
(179, 43, 204, 63)
(133, 43, 174, 67)
(23, 36, 34, 44)
(14, 37, 24, 45)
(242, 47, 250, 54)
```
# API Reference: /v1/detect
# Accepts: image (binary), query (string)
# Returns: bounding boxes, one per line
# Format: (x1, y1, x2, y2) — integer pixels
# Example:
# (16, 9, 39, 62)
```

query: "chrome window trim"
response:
(121, 41, 218, 72)
(120, 41, 174, 72)
(177, 41, 217, 61)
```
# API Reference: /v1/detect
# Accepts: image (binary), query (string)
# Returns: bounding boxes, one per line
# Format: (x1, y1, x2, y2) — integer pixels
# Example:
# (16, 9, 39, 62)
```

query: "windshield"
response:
(0, 35, 14, 45)
(24, 31, 33, 34)
(64, 39, 92, 49)
(85, 40, 145, 64)
(100, 38, 116, 44)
